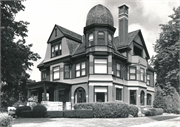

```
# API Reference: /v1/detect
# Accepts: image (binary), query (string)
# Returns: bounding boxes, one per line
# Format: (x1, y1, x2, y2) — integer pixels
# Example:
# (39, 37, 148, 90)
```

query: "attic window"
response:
(134, 46, 143, 57)
(55, 28, 57, 37)
(98, 31, 105, 45)
(51, 42, 61, 57)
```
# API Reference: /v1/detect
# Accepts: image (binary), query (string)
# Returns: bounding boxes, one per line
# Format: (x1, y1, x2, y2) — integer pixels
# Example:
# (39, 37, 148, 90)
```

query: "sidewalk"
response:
(130, 115, 180, 127)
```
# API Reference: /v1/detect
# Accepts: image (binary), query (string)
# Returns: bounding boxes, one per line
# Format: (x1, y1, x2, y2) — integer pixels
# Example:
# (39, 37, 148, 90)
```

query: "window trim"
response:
(51, 42, 62, 58)
(129, 66, 136, 80)
(94, 58, 108, 74)
(116, 88, 122, 101)
(147, 73, 150, 86)
(75, 61, 86, 78)
(64, 64, 70, 79)
(52, 66, 60, 81)
(140, 68, 145, 82)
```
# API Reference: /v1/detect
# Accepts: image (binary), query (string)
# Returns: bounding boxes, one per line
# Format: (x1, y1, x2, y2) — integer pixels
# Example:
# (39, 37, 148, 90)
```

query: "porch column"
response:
(49, 87, 54, 101)
(38, 88, 43, 103)
(44, 86, 47, 101)
(27, 89, 31, 99)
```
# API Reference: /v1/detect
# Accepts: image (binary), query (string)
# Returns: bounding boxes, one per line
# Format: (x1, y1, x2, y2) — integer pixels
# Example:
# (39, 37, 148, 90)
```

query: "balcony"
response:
(129, 56, 147, 67)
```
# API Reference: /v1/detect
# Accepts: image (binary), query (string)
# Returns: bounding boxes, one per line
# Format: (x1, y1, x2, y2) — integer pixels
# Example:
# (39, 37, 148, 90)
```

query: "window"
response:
(74, 87, 86, 103)
(116, 63, 121, 77)
(76, 62, 86, 77)
(59, 90, 65, 102)
(147, 74, 150, 85)
(88, 33, 93, 46)
(130, 90, 136, 105)
(95, 87, 107, 102)
(129, 66, 136, 80)
(108, 34, 112, 45)
(64, 64, 70, 79)
(42, 71, 46, 79)
(140, 68, 145, 81)
(116, 88, 122, 100)
(94, 59, 107, 74)
(97, 31, 105, 45)
(134, 46, 143, 57)
(53, 66, 60, 80)
(140, 90, 145, 105)
(147, 93, 152, 105)
(51, 42, 62, 57)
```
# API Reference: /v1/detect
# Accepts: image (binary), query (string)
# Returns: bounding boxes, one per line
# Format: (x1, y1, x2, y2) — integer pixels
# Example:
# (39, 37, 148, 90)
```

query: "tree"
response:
(151, 6, 180, 93)
(1, 0, 41, 108)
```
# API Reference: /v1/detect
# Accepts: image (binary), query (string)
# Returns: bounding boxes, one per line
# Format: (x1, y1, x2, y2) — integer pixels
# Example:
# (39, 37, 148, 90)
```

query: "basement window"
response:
(134, 46, 143, 57)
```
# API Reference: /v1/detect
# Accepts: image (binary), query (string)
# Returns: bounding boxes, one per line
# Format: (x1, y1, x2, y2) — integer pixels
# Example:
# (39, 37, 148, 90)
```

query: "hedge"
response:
(15, 106, 31, 117)
(32, 104, 47, 118)
(143, 108, 163, 116)
(47, 111, 64, 118)
(74, 102, 129, 118)
(64, 110, 93, 118)
(21, 110, 33, 118)
(129, 105, 138, 117)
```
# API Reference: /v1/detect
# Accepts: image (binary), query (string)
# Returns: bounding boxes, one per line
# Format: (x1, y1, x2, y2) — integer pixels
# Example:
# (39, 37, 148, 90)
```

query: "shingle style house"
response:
(28, 4, 155, 108)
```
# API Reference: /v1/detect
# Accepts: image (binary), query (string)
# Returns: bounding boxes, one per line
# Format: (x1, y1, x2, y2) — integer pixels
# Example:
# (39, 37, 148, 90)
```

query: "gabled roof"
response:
(114, 30, 139, 49)
(47, 24, 82, 43)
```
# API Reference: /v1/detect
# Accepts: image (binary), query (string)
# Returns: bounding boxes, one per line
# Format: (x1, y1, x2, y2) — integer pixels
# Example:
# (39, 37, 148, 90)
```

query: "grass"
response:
(12, 114, 180, 127)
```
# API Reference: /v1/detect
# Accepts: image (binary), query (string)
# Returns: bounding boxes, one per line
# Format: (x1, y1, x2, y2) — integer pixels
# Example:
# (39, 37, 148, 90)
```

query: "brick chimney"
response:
(118, 4, 129, 45)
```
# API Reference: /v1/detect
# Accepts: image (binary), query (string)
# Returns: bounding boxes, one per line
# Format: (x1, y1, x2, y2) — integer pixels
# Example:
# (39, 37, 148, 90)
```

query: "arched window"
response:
(74, 87, 86, 103)
(147, 93, 152, 105)
(140, 90, 145, 105)
(88, 33, 93, 46)
(98, 31, 105, 45)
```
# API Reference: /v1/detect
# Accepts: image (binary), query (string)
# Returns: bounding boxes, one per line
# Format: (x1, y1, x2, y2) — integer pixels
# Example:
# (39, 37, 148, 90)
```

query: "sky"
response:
(15, 0, 180, 81)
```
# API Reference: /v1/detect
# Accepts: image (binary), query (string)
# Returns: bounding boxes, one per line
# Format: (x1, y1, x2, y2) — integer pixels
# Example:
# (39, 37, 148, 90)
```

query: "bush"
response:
(143, 108, 163, 116)
(0, 112, 13, 126)
(153, 87, 165, 109)
(32, 104, 47, 118)
(47, 111, 64, 118)
(21, 110, 33, 118)
(0, 108, 8, 113)
(16, 106, 31, 117)
(64, 110, 93, 118)
(129, 105, 138, 117)
(74, 102, 129, 118)
(13, 100, 27, 108)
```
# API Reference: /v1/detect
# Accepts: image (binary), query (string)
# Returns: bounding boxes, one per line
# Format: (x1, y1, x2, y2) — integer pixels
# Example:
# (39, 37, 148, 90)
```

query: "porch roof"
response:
(27, 81, 71, 89)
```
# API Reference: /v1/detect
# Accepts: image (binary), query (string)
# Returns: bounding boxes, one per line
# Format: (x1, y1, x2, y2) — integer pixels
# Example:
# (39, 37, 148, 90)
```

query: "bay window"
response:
(116, 63, 121, 77)
(129, 66, 136, 80)
(94, 59, 107, 74)
(53, 66, 60, 80)
(140, 68, 145, 81)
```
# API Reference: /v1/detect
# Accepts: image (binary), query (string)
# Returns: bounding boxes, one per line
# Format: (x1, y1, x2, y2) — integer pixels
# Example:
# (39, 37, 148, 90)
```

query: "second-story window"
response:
(53, 66, 60, 80)
(116, 63, 121, 77)
(140, 68, 145, 81)
(147, 74, 150, 85)
(108, 34, 112, 45)
(94, 59, 107, 74)
(98, 31, 105, 45)
(51, 42, 62, 57)
(64, 64, 70, 79)
(76, 62, 86, 77)
(88, 33, 93, 46)
(129, 66, 136, 80)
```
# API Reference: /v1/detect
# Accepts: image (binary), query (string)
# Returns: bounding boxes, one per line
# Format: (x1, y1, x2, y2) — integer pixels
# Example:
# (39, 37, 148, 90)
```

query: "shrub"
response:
(47, 111, 64, 118)
(143, 108, 163, 116)
(63, 110, 93, 118)
(0, 112, 13, 126)
(21, 110, 33, 118)
(13, 100, 27, 108)
(15, 106, 31, 117)
(0, 108, 8, 113)
(153, 87, 165, 109)
(129, 105, 138, 117)
(32, 104, 47, 118)
(74, 102, 129, 118)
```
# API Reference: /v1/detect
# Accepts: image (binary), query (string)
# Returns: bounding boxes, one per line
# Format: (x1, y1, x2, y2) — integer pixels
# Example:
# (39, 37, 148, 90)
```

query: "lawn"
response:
(12, 114, 180, 127)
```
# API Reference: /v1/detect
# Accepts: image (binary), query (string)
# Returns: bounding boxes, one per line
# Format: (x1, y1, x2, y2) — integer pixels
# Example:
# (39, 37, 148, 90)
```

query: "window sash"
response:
(116, 88, 122, 100)
(76, 62, 86, 77)
(53, 66, 60, 80)
(130, 90, 136, 105)
(140, 68, 145, 81)
(64, 65, 70, 79)
(147, 74, 150, 85)
(51, 43, 62, 57)
(94, 59, 107, 74)
(129, 66, 136, 80)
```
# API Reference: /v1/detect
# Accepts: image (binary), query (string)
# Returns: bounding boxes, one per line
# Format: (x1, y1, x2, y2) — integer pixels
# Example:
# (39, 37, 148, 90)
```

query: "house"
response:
(27, 4, 155, 108)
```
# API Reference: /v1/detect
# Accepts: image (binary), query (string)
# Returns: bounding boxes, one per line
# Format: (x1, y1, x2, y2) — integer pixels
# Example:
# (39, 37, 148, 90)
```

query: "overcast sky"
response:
(15, 0, 179, 81)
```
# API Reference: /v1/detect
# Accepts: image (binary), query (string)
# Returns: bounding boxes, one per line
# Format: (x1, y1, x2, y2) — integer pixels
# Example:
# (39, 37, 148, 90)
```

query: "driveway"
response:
(12, 114, 180, 127)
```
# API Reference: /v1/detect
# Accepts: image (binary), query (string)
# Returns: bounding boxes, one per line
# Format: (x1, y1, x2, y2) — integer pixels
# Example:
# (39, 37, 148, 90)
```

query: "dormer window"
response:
(134, 45, 143, 57)
(88, 33, 93, 46)
(98, 31, 105, 45)
(51, 42, 61, 57)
